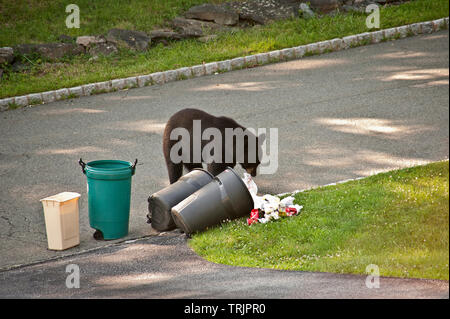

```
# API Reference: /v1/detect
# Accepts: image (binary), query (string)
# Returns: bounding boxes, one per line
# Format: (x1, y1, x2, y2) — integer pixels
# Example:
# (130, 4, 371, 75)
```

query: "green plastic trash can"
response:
(79, 158, 137, 240)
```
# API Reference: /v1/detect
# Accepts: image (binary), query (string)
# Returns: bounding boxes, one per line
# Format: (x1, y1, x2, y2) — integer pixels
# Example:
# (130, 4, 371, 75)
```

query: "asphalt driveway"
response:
(0, 30, 448, 298)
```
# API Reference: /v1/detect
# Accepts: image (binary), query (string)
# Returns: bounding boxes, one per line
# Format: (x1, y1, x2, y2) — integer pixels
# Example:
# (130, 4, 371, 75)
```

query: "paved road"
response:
(0, 233, 448, 298)
(0, 30, 448, 297)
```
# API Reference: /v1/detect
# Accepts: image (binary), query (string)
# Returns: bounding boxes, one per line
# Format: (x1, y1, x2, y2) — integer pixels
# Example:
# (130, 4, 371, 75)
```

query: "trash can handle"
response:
(131, 159, 138, 175)
(79, 158, 86, 175)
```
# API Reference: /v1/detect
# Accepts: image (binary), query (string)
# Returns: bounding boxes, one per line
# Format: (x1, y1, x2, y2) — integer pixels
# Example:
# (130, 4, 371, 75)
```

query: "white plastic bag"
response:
(242, 173, 263, 209)
(280, 196, 295, 207)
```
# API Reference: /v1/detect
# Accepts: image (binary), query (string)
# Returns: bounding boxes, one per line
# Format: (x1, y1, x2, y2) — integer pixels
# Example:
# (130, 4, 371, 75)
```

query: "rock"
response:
(88, 42, 118, 57)
(217, 59, 232, 72)
(342, 4, 365, 12)
(149, 29, 190, 44)
(58, 34, 74, 43)
(300, 3, 316, 19)
(171, 17, 229, 37)
(0, 47, 14, 65)
(76, 35, 105, 47)
(37, 43, 84, 61)
(309, 0, 340, 13)
(106, 28, 151, 51)
(191, 64, 205, 77)
(223, 0, 302, 25)
(204, 62, 219, 74)
(11, 44, 35, 56)
(11, 60, 30, 72)
(176, 67, 193, 80)
(185, 3, 239, 26)
(171, 18, 204, 37)
(13, 43, 84, 61)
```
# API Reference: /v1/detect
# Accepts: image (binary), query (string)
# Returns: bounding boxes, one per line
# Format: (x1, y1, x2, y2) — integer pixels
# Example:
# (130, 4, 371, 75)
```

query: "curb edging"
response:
(1, 17, 448, 111)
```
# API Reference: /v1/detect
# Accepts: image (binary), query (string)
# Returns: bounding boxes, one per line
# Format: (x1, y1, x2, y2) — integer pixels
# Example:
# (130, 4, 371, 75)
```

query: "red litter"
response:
(285, 207, 297, 216)
(247, 209, 260, 225)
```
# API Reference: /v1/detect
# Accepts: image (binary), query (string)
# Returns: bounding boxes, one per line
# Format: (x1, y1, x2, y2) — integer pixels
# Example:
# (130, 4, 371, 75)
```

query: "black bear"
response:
(163, 108, 265, 184)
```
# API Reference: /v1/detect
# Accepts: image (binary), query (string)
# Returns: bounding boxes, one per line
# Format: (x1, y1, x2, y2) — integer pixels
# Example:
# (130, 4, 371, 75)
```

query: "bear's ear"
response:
(258, 132, 266, 145)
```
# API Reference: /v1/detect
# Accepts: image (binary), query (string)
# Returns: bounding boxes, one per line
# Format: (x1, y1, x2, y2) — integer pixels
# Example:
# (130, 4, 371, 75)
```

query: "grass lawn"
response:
(189, 161, 449, 280)
(0, 0, 449, 99)
(0, 0, 231, 46)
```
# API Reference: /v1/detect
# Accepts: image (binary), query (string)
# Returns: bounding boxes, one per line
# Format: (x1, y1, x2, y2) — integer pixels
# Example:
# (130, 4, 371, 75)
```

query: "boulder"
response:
(76, 35, 106, 47)
(106, 28, 151, 51)
(13, 43, 84, 61)
(12, 44, 36, 56)
(12, 60, 30, 72)
(149, 29, 189, 42)
(223, 0, 301, 25)
(171, 17, 229, 37)
(342, 4, 365, 12)
(0, 47, 14, 65)
(88, 42, 118, 57)
(185, 3, 239, 26)
(37, 43, 84, 61)
(58, 34, 74, 43)
(308, 0, 340, 13)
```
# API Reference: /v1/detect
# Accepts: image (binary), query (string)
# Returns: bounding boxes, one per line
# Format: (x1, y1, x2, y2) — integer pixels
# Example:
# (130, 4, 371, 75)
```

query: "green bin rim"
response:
(84, 159, 136, 179)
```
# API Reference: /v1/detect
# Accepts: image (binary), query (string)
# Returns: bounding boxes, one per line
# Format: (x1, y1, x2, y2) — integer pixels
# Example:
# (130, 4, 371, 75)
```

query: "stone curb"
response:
(1, 17, 448, 111)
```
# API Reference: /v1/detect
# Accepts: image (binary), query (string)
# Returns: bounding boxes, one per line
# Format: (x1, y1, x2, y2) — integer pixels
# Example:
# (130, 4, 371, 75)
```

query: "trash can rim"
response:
(192, 167, 214, 178)
(85, 159, 135, 180)
(86, 159, 133, 171)
(40, 192, 81, 203)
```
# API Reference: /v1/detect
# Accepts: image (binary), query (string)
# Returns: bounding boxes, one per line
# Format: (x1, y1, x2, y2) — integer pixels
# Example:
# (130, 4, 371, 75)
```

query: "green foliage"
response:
(0, 0, 448, 99)
(190, 161, 449, 280)
(0, 0, 230, 46)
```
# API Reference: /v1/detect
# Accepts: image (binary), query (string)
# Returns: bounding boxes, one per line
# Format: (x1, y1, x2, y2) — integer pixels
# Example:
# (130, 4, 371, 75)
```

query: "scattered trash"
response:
(242, 172, 262, 208)
(247, 209, 260, 225)
(243, 173, 303, 226)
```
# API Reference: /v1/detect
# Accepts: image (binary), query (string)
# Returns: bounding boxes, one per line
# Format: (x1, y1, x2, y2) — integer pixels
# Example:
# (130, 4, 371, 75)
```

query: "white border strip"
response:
(1, 17, 448, 111)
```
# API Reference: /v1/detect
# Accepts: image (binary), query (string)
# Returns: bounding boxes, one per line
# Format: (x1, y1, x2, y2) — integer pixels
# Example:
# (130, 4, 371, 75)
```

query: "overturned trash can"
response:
(79, 159, 137, 240)
(171, 167, 254, 235)
(148, 168, 214, 231)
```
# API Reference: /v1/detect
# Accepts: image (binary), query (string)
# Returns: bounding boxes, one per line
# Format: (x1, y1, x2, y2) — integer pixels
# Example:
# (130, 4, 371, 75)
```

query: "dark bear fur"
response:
(163, 108, 264, 184)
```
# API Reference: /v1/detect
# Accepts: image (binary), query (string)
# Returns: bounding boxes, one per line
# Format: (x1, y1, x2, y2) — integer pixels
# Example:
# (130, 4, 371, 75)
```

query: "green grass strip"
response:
(189, 161, 449, 280)
(0, 0, 448, 99)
